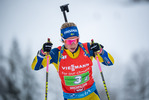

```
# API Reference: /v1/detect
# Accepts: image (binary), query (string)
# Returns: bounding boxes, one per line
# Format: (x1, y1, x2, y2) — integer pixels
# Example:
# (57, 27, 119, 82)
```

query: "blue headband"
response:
(61, 26, 79, 39)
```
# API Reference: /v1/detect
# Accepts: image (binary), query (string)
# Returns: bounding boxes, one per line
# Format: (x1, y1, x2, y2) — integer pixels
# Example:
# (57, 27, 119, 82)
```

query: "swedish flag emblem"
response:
(61, 33, 63, 37)
(71, 33, 74, 36)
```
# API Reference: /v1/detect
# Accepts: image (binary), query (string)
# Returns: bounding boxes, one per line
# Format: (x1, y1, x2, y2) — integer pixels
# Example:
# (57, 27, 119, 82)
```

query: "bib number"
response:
(74, 76, 82, 84)
(64, 72, 89, 86)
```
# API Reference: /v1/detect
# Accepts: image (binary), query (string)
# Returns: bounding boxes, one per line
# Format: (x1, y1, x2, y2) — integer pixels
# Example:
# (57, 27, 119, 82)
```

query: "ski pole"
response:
(45, 38, 50, 100)
(91, 39, 110, 100)
(60, 4, 69, 22)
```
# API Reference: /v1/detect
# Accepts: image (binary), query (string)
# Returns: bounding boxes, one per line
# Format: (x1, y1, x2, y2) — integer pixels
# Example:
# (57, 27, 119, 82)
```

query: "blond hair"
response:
(61, 22, 77, 29)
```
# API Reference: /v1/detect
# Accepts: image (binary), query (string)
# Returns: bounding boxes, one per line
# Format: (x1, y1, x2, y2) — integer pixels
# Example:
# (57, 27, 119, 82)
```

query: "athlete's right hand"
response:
(42, 42, 53, 52)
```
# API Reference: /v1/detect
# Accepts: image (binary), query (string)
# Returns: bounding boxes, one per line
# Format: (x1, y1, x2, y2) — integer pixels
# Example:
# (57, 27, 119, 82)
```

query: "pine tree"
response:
(0, 38, 41, 100)
(21, 46, 41, 100)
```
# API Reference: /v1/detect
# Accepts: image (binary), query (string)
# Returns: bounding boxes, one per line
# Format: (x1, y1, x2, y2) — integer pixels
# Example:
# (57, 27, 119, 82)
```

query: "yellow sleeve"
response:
(108, 53, 114, 64)
(31, 55, 52, 70)
(94, 50, 114, 66)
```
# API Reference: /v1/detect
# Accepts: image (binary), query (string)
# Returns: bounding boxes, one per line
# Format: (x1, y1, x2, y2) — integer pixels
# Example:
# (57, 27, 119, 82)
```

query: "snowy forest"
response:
(0, 0, 149, 100)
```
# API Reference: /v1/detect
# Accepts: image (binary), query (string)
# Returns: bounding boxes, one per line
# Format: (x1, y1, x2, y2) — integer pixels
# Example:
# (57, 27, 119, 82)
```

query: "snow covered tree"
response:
(0, 38, 41, 100)
(0, 38, 21, 100)
(124, 51, 149, 100)
(123, 68, 138, 100)
(21, 46, 41, 100)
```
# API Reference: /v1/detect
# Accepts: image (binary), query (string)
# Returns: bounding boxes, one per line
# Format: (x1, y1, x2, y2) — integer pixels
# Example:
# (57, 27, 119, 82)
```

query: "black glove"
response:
(42, 42, 53, 52)
(90, 43, 104, 53)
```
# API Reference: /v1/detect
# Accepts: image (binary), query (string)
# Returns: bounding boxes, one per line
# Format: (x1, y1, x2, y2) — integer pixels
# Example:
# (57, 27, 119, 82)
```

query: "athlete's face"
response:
(64, 36, 79, 53)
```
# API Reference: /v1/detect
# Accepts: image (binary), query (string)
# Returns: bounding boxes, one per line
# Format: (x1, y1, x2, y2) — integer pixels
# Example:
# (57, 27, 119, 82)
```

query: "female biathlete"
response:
(31, 22, 114, 100)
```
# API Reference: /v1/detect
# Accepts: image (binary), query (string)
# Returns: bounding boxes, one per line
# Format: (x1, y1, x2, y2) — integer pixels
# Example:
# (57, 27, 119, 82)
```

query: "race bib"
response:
(64, 72, 89, 86)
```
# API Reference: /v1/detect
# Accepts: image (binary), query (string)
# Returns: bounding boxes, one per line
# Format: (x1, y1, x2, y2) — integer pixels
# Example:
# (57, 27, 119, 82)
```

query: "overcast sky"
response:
(0, 0, 149, 64)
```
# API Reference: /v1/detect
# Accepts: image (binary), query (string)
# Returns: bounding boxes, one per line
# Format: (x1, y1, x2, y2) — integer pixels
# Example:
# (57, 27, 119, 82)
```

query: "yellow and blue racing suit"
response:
(31, 42, 114, 100)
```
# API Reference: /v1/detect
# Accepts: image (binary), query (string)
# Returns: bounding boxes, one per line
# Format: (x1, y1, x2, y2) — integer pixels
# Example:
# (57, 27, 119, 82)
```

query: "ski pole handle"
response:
(47, 38, 50, 51)
(91, 39, 102, 72)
